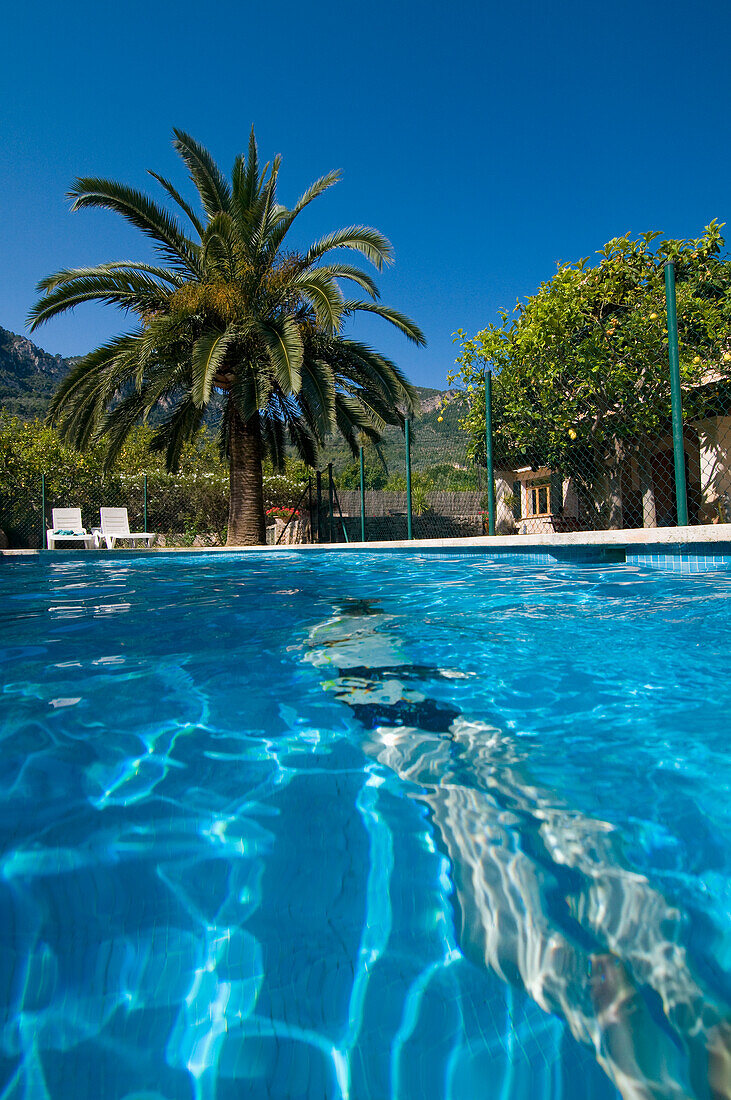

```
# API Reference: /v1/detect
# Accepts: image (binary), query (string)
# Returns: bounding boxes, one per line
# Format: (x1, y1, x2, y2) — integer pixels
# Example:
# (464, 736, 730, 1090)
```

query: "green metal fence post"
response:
(484, 368, 496, 536)
(315, 471, 322, 542)
(41, 473, 45, 550)
(308, 476, 314, 543)
(405, 418, 413, 540)
(664, 261, 689, 526)
(359, 446, 366, 543)
(143, 474, 148, 534)
(327, 463, 335, 543)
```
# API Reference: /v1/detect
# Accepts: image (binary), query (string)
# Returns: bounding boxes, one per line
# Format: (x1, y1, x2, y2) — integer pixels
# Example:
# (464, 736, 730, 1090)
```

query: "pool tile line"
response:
(8, 540, 731, 573)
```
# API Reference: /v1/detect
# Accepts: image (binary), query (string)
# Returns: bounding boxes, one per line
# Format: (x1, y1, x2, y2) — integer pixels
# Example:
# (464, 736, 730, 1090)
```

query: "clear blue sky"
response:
(1, 0, 729, 390)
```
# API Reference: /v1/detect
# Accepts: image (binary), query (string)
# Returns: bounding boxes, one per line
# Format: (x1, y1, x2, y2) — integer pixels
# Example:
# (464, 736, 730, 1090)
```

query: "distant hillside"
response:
(0, 327, 466, 469)
(0, 327, 77, 419)
(321, 386, 469, 474)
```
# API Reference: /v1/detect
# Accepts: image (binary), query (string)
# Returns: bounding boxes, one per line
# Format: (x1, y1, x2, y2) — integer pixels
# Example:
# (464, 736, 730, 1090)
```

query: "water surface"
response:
(1, 551, 729, 1100)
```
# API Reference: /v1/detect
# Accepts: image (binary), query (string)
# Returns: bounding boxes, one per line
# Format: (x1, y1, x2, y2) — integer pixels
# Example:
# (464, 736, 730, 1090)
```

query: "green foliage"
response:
(424, 462, 478, 490)
(451, 224, 731, 487)
(0, 414, 114, 545)
(108, 424, 225, 475)
(383, 469, 434, 492)
(337, 459, 388, 490)
(410, 484, 431, 516)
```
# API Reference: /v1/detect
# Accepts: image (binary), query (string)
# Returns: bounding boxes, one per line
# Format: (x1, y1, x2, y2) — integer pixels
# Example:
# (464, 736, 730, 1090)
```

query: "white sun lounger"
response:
(47, 508, 95, 550)
(99, 507, 155, 550)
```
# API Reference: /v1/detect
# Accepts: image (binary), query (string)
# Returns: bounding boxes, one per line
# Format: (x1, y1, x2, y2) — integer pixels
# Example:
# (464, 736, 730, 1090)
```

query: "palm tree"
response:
(29, 129, 424, 544)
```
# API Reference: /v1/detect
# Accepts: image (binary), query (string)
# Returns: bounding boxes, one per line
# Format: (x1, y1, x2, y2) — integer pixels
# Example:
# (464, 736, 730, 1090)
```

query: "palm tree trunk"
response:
(227, 407, 266, 545)
(605, 437, 625, 530)
(638, 441, 657, 528)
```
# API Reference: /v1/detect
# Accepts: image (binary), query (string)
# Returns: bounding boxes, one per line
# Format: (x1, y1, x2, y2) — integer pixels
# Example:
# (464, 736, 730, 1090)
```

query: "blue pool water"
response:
(1, 551, 730, 1100)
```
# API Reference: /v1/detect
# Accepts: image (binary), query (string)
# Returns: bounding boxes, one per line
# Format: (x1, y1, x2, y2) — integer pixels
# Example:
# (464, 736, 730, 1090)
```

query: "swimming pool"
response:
(1, 551, 730, 1100)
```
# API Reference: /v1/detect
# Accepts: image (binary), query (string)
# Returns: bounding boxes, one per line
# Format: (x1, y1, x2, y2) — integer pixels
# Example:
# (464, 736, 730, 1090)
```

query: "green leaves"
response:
(300, 358, 337, 437)
(28, 268, 176, 330)
(341, 301, 426, 345)
(288, 270, 344, 332)
(304, 226, 394, 270)
(453, 224, 731, 480)
(172, 129, 232, 217)
(191, 329, 233, 408)
(257, 317, 304, 393)
(66, 178, 201, 275)
(264, 170, 342, 257)
(147, 171, 205, 238)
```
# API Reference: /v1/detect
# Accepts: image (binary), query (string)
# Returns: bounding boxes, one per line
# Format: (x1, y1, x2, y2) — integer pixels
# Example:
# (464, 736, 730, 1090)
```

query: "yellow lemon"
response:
(649, 312, 658, 320)
(693, 356, 701, 364)
(437, 416, 444, 423)
(724, 352, 731, 362)
(568, 429, 577, 440)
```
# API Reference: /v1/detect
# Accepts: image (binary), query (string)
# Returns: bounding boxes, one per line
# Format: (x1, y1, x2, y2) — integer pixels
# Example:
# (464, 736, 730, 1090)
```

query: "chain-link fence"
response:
(308, 359, 731, 543)
(3, 375, 730, 550)
(0, 474, 226, 550)
(483, 367, 731, 537)
(0, 470, 308, 549)
(311, 413, 488, 542)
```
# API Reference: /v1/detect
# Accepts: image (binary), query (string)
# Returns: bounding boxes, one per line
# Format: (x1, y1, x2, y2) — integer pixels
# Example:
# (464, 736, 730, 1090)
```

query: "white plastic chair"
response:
(47, 508, 94, 550)
(99, 507, 155, 550)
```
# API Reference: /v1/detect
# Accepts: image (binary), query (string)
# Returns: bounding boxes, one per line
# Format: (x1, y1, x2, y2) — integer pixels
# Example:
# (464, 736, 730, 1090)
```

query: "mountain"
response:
(0, 327, 465, 470)
(0, 327, 77, 419)
(321, 383, 468, 476)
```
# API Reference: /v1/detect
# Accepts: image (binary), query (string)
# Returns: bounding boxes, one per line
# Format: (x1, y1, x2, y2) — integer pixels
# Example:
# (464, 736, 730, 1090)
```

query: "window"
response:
(528, 482, 551, 516)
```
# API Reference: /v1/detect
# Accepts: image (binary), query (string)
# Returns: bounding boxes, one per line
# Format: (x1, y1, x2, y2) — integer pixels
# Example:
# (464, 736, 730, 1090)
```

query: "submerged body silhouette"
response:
(305, 599, 731, 1100)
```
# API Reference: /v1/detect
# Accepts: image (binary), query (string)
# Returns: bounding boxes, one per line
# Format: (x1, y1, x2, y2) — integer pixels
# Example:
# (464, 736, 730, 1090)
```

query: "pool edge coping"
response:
(4, 522, 731, 555)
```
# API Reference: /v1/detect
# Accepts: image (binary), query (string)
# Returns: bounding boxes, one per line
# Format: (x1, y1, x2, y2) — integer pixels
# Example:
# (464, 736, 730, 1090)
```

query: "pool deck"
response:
(4, 522, 731, 555)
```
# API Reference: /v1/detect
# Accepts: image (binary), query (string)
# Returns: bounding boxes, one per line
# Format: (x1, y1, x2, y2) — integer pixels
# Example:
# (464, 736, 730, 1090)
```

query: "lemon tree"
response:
(451, 223, 731, 525)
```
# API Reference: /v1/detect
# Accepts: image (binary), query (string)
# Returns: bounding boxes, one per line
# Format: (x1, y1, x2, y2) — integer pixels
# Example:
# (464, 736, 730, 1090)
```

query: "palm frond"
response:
(149, 393, 205, 471)
(261, 394, 319, 467)
(191, 328, 233, 407)
(334, 393, 383, 454)
(342, 301, 426, 345)
(36, 262, 183, 294)
(147, 171, 205, 237)
(248, 160, 282, 256)
(29, 270, 174, 330)
(231, 370, 258, 424)
(265, 169, 341, 255)
(47, 332, 144, 447)
(259, 410, 288, 470)
(201, 212, 239, 279)
(231, 127, 262, 219)
(304, 226, 394, 270)
(287, 271, 344, 331)
(67, 177, 201, 275)
(98, 390, 150, 470)
(172, 129, 232, 217)
(312, 263, 379, 300)
(257, 317, 303, 393)
(231, 363, 273, 423)
(338, 338, 420, 413)
(300, 358, 337, 436)
(284, 414, 318, 467)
